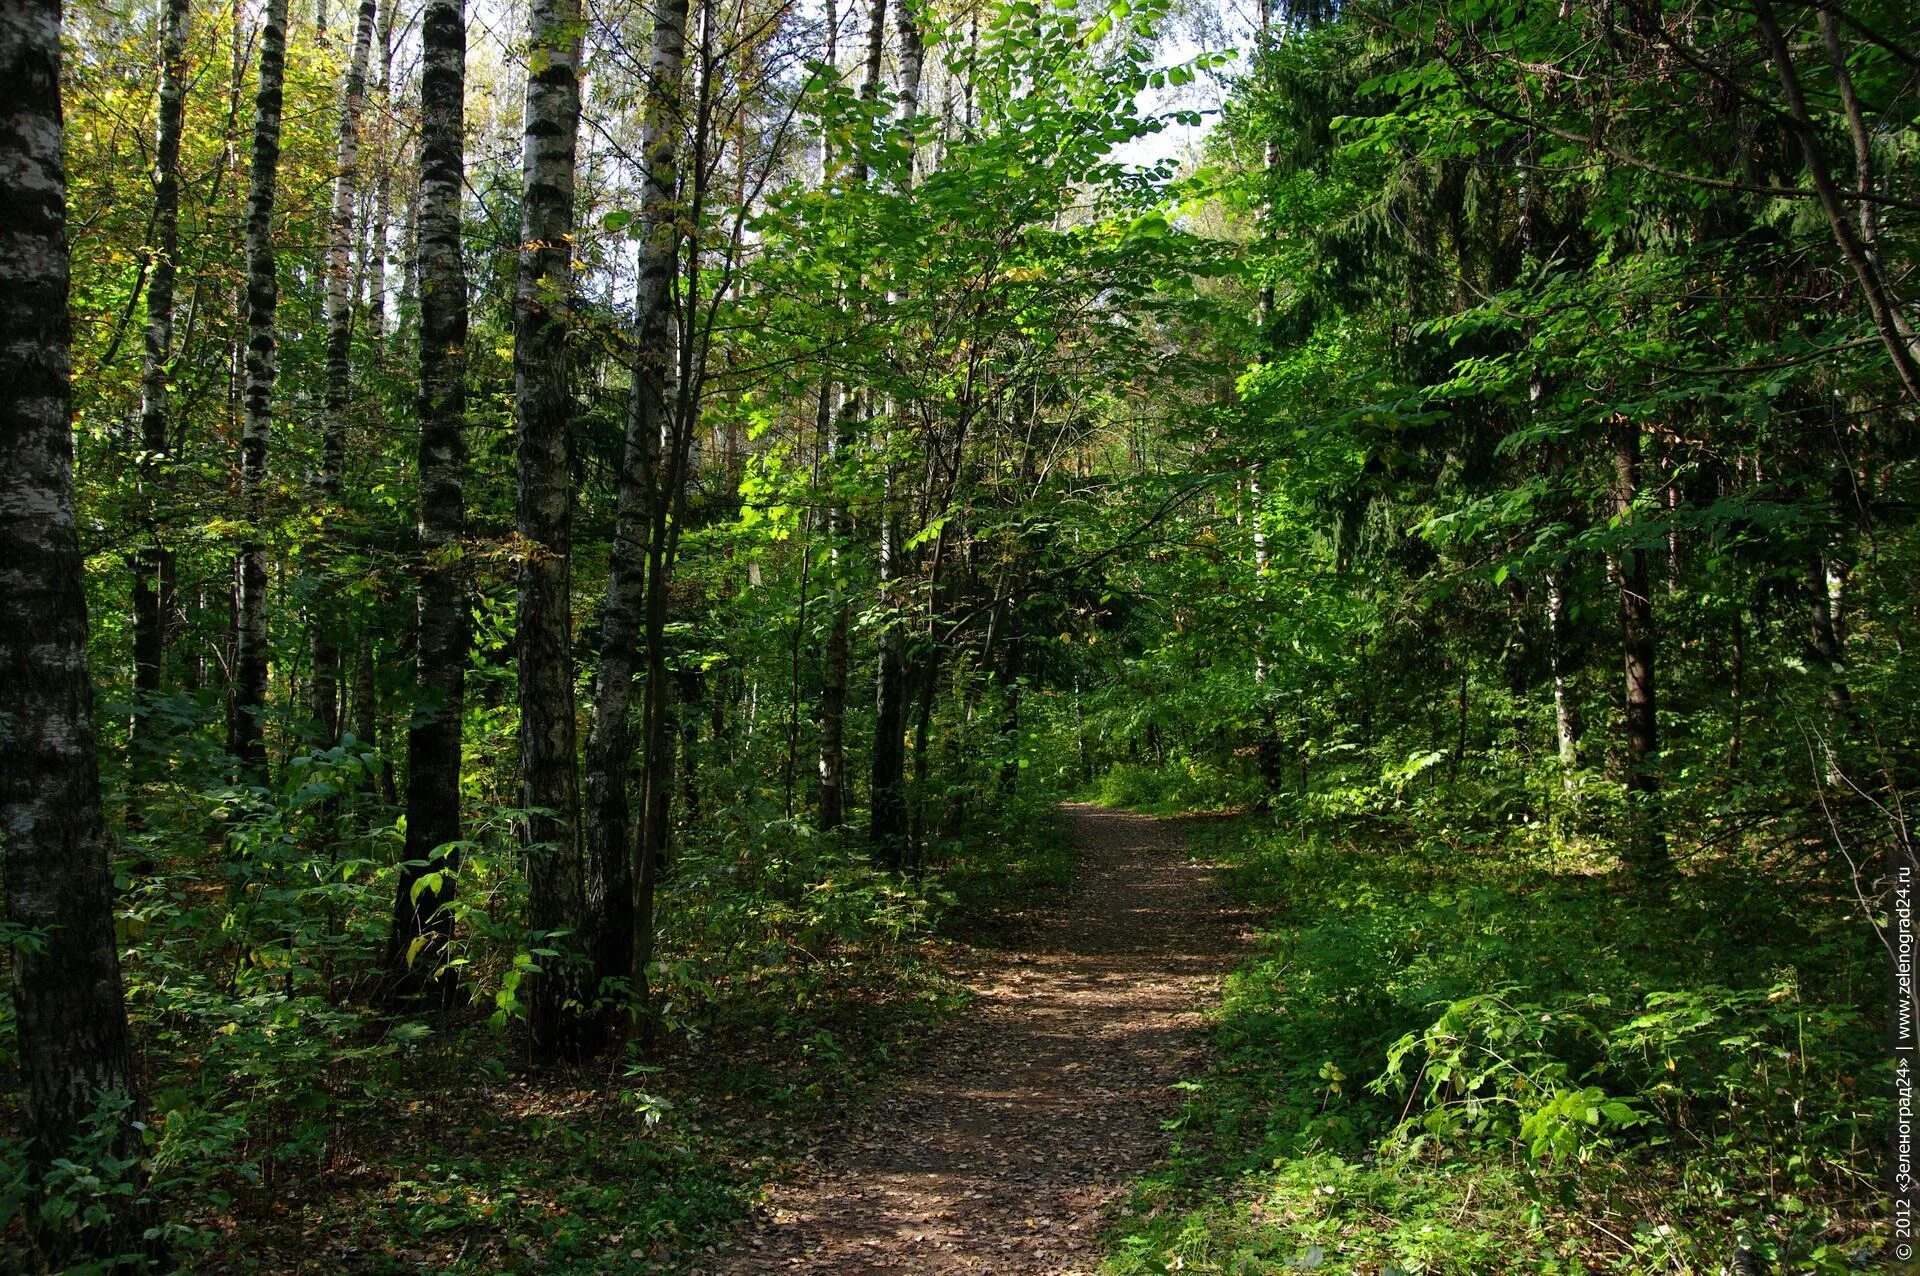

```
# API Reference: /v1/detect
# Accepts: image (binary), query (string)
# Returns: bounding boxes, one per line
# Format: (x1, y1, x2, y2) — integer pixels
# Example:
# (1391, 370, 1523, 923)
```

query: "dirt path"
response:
(698, 805, 1247, 1274)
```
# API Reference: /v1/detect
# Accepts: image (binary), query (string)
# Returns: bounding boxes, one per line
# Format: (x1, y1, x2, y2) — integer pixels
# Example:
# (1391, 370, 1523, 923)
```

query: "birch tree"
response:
(515, 0, 589, 1056)
(229, 0, 290, 775)
(388, 0, 469, 1003)
(131, 0, 190, 742)
(581, 0, 690, 1011)
(0, 0, 145, 1257)
(311, 0, 379, 742)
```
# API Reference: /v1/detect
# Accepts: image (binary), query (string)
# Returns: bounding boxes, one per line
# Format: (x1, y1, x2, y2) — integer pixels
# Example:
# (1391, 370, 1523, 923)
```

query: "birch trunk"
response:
(515, 0, 588, 1056)
(816, 389, 851, 831)
(634, 0, 719, 1012)
(311, 0, 377, 743)
(388, 0, 468, 1005)
(869, 0, 922, 866)
(582, 0, 689, 1007)
(230, 0, 291, 776)
(132, 0, 190, 737)
(0, 0, 146, 1257)
(814, 0, 850, 831)
(367, 0, 395, 341)
(1546, 570, 1582, 781)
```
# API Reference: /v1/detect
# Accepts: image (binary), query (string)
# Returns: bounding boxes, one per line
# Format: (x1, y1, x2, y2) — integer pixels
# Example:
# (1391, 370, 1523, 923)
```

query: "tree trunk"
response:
(310, 0, 378, 744)
(132, 0, 189, 748)
(908, 644, 939, 863)
(818, 583, 850, 829)
(399, 163, 420, 321)
(1728, 601, 1746, 767)
(387, 0, 467, 1006)
(631, 0, 728, 1019)
(871, 471, 909, 865)
(869, 0, 923, 867)
(1546, 569, 1582, 782)
(633, 551, 676, 1008)
(998, 633, 1024, 796)
(366, 0, 395, 342)
(1610, 417, 1668, 884)
(677, 668, 702, 824)
(810, 4, 846, 832)
(352, 632, 392, 800)
(816, 390, 854, 831)
(582, 0, 689, 1014)
(515, 0, 588, 1057)
(229, 0, 290, 777)
(1808, 547, 1854, 785)
(822, 0, 890, 828)
(0, 1, 148, 1257)
(1249, 475, 1284, 798)
(844, 0, 886, 185)
(782, 511, 814, 818)
(1808, 555, 1851, 712)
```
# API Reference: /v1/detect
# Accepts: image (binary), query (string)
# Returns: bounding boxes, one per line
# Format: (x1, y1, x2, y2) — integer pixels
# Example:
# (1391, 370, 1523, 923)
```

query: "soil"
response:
(696, 804, 1248, 1274)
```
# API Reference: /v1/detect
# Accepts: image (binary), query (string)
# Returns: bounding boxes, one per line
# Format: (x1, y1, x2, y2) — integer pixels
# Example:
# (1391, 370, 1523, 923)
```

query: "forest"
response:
(0, 0, 1915, 1269)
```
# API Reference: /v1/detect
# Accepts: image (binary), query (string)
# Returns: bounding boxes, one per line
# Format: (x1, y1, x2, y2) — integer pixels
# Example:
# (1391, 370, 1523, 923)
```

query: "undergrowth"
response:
(1079, 760, 1263, 816)
(1102, 804, 1888, 1275)
(0, 706, 1075, 1273)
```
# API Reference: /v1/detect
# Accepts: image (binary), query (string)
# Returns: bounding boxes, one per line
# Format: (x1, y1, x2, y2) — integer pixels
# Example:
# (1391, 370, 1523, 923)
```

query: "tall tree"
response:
(311, 0, 379, 743)
(1610, 416, 1668, 884)
(868, 0, 923, 865)
(819, 0, 891, 837)
(131, 0, 191, 743)
(515, 0, 589, 1056)
(582, 0, 690, 1011)
(811, 0, 847, 831)
(0, 0, 146, 1258)
(816, 409, 852, 829)
(387, 0, 468, 1004)
(229, 0, 291, 775)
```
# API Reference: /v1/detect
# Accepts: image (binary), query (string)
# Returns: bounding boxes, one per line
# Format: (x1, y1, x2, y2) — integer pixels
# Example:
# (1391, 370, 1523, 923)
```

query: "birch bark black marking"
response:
(515, 0, 589, 1057)
(230, 0, 289, 776)
(388, 0, 468, 1006)
(0, 0, 147, 1257)
(310, 0, 378, 744)
(583, 0, 689, 1016)
(132, 0, 190, 754)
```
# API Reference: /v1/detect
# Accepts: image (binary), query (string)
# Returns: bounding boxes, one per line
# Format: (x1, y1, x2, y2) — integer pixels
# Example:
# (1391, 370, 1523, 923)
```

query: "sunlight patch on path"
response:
(696, 804, 1249, 1275)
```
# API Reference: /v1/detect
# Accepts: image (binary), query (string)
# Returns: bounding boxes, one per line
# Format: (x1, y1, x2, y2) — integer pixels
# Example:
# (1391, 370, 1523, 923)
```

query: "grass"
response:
(1101, 808, 1889, 1275)
(1078, 760, 1264, 816)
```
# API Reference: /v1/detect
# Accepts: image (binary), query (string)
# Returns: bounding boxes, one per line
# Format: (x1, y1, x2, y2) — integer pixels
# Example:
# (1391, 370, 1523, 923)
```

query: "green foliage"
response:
(1103, 813, 1885, 1274)
(0, 1093, 150, 1272)
(1084, 760, 1260, 814)
(24, 0, 1919, 1263)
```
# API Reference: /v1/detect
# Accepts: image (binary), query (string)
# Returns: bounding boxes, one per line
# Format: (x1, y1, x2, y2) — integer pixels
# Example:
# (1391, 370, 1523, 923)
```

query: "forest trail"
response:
(698, 805, 1248, 1274)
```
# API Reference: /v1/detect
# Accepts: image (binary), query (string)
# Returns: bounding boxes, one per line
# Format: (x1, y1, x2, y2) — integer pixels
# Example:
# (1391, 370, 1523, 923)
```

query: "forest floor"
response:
(695, 805, 1250, 1274)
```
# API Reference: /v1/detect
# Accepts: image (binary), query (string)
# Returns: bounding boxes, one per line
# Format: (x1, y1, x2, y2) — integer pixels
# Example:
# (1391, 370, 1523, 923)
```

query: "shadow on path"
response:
(696, 804, 1249, 1275)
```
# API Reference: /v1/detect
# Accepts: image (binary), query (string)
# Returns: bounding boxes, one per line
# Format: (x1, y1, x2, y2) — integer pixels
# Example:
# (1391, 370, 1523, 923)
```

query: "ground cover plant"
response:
(1103, 800, 1885, 1273)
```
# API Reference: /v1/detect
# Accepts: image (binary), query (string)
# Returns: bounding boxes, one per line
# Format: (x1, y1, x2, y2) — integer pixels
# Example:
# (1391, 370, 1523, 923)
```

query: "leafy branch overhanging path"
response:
(701, 806, 1249, 1274)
